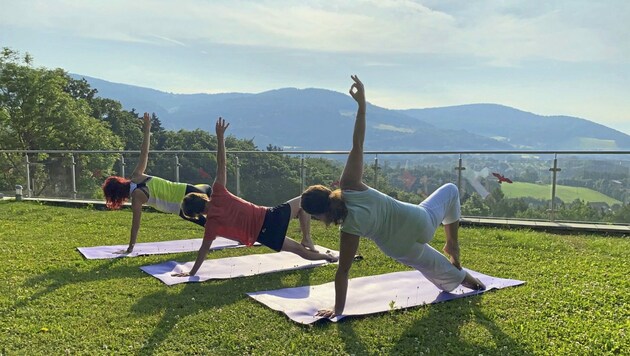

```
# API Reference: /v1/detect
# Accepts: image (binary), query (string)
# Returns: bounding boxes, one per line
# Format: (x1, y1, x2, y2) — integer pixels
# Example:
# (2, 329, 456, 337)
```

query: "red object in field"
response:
(492, 172, 513, 184)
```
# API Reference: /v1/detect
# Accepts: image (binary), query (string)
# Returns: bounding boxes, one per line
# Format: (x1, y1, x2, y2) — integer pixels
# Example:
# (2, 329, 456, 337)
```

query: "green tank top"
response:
(145, 176, 188, 214)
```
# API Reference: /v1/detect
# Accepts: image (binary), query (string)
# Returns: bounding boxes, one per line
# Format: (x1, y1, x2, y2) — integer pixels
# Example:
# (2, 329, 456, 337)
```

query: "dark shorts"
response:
(256, 203, 291, 252)
(186, 184, 212, 196)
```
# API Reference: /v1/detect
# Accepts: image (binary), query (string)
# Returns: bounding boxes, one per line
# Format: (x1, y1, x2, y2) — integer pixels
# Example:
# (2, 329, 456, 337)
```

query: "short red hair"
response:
(102, 176, 131, 209)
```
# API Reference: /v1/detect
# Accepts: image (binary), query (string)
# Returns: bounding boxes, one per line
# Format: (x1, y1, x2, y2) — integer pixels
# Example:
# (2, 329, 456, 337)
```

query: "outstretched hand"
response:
(349, 75, 365, 105)
(215, 117, 229, 137)
(142, 112, 151, 130)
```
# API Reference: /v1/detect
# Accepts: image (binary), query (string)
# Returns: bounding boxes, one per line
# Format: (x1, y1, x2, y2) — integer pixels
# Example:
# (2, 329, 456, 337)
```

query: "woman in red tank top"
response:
(173, 117, 337, 277)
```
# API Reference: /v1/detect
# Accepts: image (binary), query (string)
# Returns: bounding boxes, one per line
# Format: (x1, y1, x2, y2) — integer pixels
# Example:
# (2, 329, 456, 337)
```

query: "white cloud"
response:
(2, 0, 629, 133)
(3, 0, 627, 64)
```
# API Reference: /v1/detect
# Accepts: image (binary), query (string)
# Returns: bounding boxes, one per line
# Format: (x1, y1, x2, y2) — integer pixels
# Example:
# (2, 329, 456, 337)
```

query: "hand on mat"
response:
(112, 249, 131, 255)
(316, 309, 337, 319)
(172, 272, 191, 277)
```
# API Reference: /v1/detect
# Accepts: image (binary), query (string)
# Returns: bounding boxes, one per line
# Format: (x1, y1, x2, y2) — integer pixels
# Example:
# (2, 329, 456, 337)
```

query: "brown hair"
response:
(181, 192, 209, 219)
(301, 184, 347, 225)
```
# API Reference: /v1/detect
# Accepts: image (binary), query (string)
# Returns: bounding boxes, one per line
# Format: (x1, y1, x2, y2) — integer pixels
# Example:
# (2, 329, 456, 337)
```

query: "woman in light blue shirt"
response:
(301, 75, 485, 319)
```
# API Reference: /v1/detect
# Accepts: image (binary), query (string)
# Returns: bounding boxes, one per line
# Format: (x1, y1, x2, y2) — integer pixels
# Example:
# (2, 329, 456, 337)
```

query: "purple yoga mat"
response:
(247, 269, 525, 324)
(140, 244, 338, 285)
(77, 237, 256, 259)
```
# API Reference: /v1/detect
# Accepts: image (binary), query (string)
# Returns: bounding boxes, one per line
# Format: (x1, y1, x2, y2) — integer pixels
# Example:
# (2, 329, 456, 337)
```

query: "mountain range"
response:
(72, 74, 630, 151)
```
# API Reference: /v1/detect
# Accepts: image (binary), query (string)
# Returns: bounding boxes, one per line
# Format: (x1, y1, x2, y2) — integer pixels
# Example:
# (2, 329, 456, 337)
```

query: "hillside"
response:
(72, 75, 630, 151)
(401, 104, 630, 150)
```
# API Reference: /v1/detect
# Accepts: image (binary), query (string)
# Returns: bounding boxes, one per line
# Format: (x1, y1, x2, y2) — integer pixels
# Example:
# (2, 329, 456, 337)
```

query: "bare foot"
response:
(301, 237, 318, 252)
(461, 272, 485, 290)
(443, 243, 461, 270)
(323, 252, 338, 263)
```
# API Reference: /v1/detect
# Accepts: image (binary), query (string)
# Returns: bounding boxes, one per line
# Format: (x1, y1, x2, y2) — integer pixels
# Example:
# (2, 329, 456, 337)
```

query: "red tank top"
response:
(203, 183, 267, 245)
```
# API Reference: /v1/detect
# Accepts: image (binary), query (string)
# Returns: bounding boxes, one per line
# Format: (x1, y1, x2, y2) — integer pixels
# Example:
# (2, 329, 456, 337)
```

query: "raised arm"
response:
(214, 117, 229, 187)
(340, 75, 368, 191)
(131, 112, 151, 178)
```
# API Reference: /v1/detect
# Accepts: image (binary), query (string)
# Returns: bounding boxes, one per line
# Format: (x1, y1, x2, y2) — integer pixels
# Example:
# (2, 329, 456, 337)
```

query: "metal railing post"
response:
(455, 154, 466, 192)
(549, 154, 561, 221)
(120, 154, 126, 178)
(174, 154, 180, 182)
(25, 153, 32, 197)
(71, 154, 77, 199)
(235, 155, 241, 196)
(300, 155, 305, 193)
(373, 154, 379, 188)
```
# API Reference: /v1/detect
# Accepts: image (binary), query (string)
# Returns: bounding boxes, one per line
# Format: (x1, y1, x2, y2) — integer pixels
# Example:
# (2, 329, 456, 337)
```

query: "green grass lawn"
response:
(1, 201, 628, 355)
(501, 182, 622, 206)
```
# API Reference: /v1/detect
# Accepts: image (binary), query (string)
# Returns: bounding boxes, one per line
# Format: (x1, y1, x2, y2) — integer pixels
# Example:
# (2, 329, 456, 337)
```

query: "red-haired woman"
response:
(102, 112, 210, 253)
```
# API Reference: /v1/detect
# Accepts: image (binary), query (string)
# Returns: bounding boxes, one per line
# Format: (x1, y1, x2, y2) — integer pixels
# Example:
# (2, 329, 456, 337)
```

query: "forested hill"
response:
(74, 74, 630, 151)
(401, 105, 630, 150)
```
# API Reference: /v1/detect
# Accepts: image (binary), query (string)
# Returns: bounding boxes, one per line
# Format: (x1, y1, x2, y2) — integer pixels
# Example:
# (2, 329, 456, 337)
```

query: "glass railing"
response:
(1, 150, 629, 225)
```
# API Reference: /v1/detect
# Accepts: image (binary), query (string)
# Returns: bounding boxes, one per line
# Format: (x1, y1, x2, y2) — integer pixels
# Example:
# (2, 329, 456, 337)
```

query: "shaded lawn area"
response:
(0, 200, 628, 355)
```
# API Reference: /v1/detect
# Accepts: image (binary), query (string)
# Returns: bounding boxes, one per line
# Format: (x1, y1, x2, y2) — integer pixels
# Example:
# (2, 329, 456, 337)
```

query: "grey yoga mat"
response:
(247, 269, 525, 324)
(140, 244, 338, 285)
(78, 237, 256, 259)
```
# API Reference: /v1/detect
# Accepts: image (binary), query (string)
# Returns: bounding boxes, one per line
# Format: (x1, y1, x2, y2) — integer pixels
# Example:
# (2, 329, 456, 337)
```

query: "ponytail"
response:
(301, 185, 347, 225)
(327, 189, 347, 225)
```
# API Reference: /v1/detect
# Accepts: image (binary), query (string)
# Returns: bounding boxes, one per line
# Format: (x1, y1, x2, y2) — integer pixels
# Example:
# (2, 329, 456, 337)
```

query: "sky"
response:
(1, 0, 629, 134)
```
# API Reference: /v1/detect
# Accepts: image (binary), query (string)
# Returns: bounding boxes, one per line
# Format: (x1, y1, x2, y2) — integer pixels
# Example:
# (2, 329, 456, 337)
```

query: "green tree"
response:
(462, 193, 491, 216)
(89, 98, 143, 150)
(0, 48, 122, 197)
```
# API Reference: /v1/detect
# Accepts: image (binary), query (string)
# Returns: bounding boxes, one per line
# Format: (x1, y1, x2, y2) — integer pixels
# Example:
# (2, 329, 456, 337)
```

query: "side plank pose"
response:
(102, 112, 211, 253)
(172, 117, 337, 277)
(300, 75, 485, 318)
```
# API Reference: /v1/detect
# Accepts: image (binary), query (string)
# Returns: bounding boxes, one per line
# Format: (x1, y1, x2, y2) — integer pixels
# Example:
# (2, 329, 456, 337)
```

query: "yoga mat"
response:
(140, 245, 338, 285)
(78, 237, 257, 259)
(247, 269, 525, 324)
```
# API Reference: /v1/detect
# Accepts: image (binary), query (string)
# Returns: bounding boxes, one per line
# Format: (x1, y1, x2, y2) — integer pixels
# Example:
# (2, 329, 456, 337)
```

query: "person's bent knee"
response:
(444, 183, 459, 196)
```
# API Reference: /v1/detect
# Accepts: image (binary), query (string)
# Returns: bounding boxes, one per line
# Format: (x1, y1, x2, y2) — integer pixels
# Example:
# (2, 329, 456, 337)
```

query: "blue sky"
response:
(2, 0, 629, 134)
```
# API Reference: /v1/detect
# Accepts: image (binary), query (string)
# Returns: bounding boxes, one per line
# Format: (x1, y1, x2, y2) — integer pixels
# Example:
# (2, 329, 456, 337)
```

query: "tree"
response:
(462, 193, 491, 216)
(88, 98, 143, 150)
(0, 48, 122, 196)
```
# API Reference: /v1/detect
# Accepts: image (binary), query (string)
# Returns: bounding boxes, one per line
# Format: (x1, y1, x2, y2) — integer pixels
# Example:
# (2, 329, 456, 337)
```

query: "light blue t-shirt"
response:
(340, 187, 435, 259)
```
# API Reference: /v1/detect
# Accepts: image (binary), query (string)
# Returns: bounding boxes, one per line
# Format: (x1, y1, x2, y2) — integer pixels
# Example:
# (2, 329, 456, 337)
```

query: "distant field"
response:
(501, 182, 621, 205)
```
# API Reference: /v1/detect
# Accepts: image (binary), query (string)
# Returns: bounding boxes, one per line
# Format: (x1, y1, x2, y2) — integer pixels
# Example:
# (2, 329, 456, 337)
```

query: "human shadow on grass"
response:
(12, 258, 141, 311)
(389, 292, 532, 355)
(131, 267, 317, 355)
(331, 291, 532, 355)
